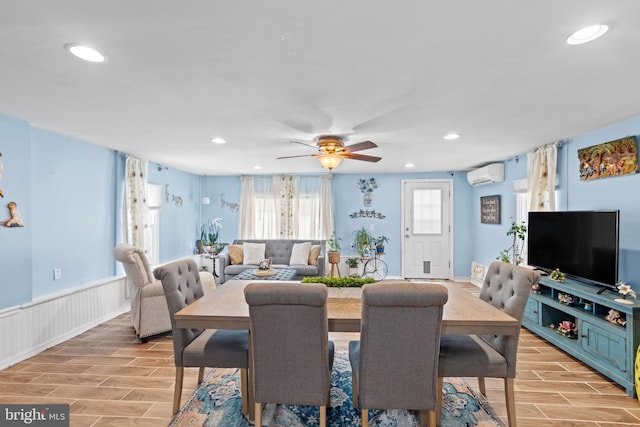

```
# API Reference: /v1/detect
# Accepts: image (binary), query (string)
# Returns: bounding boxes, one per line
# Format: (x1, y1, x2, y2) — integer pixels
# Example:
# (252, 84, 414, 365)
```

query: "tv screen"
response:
(527, 210, 619, 289)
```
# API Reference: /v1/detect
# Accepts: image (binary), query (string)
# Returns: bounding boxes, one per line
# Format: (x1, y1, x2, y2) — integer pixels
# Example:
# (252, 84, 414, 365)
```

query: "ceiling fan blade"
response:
(344, 140, 377, 152)
(276, 154, 316, 159)
(344, 153, 382, 162)
(290, 140, 319, 149)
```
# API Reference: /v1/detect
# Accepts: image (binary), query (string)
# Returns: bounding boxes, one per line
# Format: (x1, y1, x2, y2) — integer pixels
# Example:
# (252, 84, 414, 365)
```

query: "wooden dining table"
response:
(175, 279, 519, 335)
(174, 279, 519, 421)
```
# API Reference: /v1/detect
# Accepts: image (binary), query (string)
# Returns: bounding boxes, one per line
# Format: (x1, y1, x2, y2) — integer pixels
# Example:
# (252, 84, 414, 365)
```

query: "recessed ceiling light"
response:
(64, 44, 106, 63)
(253, 165, 262, 170)
(566, 25, 609, 45)
(443, 133, 460, 140)
(211, 137, 226, 144)
(405, 163, 415, 168)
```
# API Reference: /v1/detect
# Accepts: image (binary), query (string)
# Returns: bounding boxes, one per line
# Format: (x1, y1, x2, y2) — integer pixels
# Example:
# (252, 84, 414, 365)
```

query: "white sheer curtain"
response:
(239, 175, 333, 240)
(239, 176, 256, 238)
(123, 155, 150, 252)
(527, 143, 558, 212)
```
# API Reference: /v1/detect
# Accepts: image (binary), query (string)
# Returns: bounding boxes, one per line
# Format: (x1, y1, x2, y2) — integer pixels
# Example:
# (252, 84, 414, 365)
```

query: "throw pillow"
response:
(243, 242, 266, 265)
(308, 244, 322, 266)
(290, 242, 312, 265)
(228, 244, 243, 265)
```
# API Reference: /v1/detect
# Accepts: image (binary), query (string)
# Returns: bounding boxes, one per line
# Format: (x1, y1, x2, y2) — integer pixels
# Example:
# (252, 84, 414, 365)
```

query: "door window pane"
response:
(413, 189, 442, 234)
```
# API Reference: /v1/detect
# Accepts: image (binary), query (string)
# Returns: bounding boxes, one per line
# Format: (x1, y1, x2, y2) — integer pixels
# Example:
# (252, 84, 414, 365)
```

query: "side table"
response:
(203, 254, 220, 277)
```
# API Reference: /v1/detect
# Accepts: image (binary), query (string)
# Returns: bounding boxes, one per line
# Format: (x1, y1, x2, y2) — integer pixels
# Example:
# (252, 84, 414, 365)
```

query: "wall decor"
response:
(163, 184, 183, 207)
(357, 177, 378, 207)
(220, 193, 239, 211)
(4, 201, 24, 227)
(578, 135, 638, 181)
(349, 209, 385, 220)
(480, 195, 501, 224)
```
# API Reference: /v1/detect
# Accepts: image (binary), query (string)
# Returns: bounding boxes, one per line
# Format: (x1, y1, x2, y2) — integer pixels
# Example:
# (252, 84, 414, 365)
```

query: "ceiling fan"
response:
(276, 135, 381, 170)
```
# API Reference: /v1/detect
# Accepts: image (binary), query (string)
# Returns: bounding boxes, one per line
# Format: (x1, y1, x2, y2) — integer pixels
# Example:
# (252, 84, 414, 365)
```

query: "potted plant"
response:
(353, 227, 374, 258)
(200, 217, 225, 254)
(345, 257, 360, 277)
(497, 219, 527, 265)
(374, 236, 389, 254)
(326, 230, 342, 265)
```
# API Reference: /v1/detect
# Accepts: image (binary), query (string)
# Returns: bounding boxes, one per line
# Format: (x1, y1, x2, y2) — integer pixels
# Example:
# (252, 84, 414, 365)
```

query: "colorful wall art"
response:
(578, 136, 638, 181)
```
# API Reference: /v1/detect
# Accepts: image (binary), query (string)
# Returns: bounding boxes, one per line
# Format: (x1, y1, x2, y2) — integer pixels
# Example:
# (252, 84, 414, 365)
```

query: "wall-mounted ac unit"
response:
(467, 163, 505, 186)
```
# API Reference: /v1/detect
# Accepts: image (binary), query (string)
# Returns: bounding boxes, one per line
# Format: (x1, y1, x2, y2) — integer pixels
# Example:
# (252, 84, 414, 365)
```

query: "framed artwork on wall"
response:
(480, 195, 501, 224)
(578, 136, 638, 181)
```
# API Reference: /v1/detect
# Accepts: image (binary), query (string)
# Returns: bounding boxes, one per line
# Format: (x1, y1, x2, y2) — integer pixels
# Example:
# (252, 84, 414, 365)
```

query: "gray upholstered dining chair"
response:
(349, 282, 449, 427)
(244, 282, 335, 427)
(154, 259, 249, 415)
(437, 261, 541, 427)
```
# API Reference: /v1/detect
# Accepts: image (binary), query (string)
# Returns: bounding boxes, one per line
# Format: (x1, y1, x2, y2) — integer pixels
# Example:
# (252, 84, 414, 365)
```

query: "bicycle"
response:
(362, 252, 388, 281)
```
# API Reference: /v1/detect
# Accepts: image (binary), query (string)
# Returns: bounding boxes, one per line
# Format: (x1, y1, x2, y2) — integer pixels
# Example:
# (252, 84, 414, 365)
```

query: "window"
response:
(241, 175, 332, 240)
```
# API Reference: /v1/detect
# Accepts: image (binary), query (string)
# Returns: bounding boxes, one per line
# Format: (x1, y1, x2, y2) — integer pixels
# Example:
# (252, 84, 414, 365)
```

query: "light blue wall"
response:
(207, 172, 475, 277)
(148, 164, 200, 260)
(3, 110, 638, 310)
(469, 157, 527, 268)
(0, 114, 201, 310)
(0, 115, 33, 308)
(199, 176, 241, 245)
(332, 173, 474, 277)
(471, 116, 640, 286)
(31, 128, 118, 298)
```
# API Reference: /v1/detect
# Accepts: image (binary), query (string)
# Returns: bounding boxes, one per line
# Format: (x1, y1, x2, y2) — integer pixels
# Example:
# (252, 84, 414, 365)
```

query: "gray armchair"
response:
(349, 282, 449, 427)
(437, 261, 541, 427)
(244, 282, 334, 427)
(154, 259, 249, 414)
(114, 244, 172, 341)
(114, 244, 215, 342)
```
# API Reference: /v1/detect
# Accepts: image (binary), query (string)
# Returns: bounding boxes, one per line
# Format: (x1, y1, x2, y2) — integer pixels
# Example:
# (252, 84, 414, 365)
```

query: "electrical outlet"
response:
(54, 268, 62, 280)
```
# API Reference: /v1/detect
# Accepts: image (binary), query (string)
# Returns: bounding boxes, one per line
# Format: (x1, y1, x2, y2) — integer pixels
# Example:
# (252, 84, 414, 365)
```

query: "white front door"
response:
(402, 179, 453, 279)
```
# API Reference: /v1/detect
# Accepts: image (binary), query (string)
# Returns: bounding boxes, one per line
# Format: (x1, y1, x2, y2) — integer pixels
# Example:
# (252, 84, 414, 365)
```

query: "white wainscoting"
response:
(0, 254, 204, 370)
(0, 276, 129, 370)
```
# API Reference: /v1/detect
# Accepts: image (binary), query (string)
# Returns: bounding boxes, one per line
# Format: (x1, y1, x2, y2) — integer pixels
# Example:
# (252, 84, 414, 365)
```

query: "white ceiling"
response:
(1, 1, 640, 176)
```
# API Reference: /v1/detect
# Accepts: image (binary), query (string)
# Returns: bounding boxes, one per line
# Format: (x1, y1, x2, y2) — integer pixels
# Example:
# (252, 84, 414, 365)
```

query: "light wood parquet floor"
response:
(0, 282, 638, 426)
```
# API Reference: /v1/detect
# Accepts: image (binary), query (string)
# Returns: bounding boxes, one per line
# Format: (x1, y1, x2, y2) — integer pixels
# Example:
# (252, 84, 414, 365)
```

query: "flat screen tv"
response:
(527, 210, 619, 290)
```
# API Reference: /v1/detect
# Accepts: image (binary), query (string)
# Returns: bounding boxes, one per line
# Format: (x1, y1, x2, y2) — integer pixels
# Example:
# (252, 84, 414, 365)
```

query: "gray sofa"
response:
(219, 239, 325, 284)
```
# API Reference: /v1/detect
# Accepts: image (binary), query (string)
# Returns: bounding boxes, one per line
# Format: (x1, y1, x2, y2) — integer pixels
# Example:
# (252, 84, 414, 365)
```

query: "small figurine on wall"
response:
(4, 201, 24, 227)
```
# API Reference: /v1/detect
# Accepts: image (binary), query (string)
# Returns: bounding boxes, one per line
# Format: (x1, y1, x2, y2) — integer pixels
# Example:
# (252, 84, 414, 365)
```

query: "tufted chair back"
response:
(114, 244, 154, 289)
(478, 261, 540, 376)
(154, 259, 205, 366)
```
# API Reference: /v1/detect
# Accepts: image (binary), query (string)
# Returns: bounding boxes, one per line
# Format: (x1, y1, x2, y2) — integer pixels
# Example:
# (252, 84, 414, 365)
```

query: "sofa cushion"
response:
(308, 244, 322, 266)
(243, 242, 266, 265)
(228, 244, 243, 264)
(290, 242, 312, 265)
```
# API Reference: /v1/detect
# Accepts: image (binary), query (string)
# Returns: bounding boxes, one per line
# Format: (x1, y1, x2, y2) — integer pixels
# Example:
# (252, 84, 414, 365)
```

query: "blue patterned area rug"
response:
(169, 352, 503, 427)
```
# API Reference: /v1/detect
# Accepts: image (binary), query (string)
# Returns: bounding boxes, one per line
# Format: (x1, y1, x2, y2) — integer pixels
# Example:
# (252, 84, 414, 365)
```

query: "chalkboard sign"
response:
(480, 195, 501, 224)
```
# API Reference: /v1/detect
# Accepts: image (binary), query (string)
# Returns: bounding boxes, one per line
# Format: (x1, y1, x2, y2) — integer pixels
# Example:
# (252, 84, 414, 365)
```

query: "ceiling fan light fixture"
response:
(318, 153, 343, 170)
(566, 25, 609, 45)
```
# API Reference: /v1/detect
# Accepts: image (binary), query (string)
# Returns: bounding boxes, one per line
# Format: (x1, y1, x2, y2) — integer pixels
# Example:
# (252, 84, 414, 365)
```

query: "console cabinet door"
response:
(524, 298, 540, 325)
(581, 320, 627, 371)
